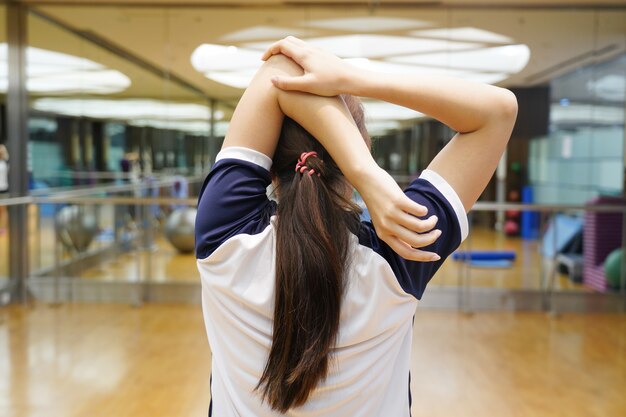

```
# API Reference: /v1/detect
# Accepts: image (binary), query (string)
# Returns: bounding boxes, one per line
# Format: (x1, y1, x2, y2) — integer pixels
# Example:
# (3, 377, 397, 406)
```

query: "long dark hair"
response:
(256, 95, 371, 412)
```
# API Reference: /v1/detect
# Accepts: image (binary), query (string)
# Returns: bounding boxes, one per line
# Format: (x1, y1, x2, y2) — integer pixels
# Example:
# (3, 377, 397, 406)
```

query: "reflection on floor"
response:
(0, 214, 594, 291)
(0, 206, 60, 278)
(1, 304, 624, 417)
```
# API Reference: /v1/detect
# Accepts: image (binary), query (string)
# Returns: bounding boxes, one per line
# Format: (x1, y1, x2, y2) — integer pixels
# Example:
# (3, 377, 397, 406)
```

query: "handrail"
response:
(472, 201, 626, 212)
(2, 195, 626, 212)
(29, 175, 205, 198)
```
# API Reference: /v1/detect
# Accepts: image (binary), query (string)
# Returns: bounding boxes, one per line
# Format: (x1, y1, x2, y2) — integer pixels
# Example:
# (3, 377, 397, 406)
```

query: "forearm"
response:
(277, 91, 378, 189)
(345, 70, 517, 133)
(221, 57, 287, 157)
(270, 56, 378, 190)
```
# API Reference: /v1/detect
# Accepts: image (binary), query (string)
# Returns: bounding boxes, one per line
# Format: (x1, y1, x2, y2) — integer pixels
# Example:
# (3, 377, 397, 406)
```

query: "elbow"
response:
(264, 53, 303, 77)
(496, 88, 518, 122)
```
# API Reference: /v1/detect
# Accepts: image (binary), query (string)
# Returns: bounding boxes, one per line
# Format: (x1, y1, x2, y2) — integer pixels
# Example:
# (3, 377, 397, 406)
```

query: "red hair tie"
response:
(295, 151, 321, 177)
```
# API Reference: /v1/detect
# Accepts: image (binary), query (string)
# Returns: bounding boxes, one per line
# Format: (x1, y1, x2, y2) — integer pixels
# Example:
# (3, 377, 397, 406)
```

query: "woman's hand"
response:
(261, 36, 355, 97)
(356, 166, 441, 262)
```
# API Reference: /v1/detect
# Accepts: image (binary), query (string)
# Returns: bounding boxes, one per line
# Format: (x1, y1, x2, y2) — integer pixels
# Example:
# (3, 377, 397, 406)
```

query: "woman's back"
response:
(196, 147, 467, 416)
(199, 219, 417, 416)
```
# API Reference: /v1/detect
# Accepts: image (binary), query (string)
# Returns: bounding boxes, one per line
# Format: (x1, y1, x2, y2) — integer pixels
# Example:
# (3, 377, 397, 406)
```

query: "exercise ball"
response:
(504, 220, 519, 236)
(604, 248, 623, 289)
(56, 205, 98, 252)
(164, 207, 196, 253)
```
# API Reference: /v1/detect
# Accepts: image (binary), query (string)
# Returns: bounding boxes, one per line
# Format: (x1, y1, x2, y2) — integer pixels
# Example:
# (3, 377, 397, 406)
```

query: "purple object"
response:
(583, 196, 624, 292)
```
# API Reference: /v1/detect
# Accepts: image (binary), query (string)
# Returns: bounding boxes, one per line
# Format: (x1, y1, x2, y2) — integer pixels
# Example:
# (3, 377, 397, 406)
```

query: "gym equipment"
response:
(556, 253, 583, 283)
(453, 250, 516, 262)
(504, 220, 519, 235)
(583, 196, 624, 292)
(56, 205, 98, 252)
(164, 207, 196, 253)
(521, 186, 540, 240)
(604, 248, 623, 289)
(541, 214, 583, 258)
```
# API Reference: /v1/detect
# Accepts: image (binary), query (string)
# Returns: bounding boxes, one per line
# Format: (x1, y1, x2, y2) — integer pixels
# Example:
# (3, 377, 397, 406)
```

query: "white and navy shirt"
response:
(195, 147, 468, 417)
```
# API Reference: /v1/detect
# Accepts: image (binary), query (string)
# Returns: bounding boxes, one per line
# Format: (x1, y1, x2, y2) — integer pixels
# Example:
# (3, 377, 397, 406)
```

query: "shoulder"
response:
(195, 146, 276, 260)
(357, 169, 468, 299)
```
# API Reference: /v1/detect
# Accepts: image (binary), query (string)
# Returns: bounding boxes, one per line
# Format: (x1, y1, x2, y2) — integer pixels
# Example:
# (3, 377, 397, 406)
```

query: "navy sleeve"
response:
(358, 170, 469, 300)
(195, 147, 277, 260)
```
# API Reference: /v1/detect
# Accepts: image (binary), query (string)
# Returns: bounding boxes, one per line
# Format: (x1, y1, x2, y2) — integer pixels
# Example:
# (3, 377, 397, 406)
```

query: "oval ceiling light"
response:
(346, 58, 508, 84)
(388, 44, 531, 74)
(362, 101, 424, 121)
(245, 34, 481, 59)
(203, 70, 256, 90)
(303, 17, 431, 32)
(586, 74, 625, 102)
(0, 44, 131, 94)
(191, 43, 263, 72)
(220, 26, 311, 42)
(130, 119, 223, 135)
(32, 98, 215, 122)
(409, 27, 513, 44)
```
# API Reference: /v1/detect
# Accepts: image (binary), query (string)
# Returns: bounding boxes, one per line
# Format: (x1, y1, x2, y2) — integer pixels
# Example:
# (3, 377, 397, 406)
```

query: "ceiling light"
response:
(244, 35, 481, 59)
(550, 103, 624, 125)
(365, 120, 403, 136)
(130, 119, 222, 135)
(362, 101, 424, 121)
(586, 74, 625, 102)
(32, 98, 216, 122)
(409, 27, 513, 44)
(0, 44, 131, 94)
(191, 43, 263, 72)
(346, 58, 508, 84)
(304, 17, 431, 32)
(220, 26, 310, 42)
(388, 44, 530, 73)
(203, 68, 258, 89)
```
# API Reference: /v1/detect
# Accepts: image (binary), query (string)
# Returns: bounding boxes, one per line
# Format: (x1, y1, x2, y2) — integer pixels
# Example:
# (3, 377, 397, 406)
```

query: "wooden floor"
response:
(1, 304, 624, 417)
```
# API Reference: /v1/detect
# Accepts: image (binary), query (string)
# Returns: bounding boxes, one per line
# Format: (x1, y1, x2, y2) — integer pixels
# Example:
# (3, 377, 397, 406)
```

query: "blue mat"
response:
(468, 260, 514, 268)
(453, 251, 517, 261)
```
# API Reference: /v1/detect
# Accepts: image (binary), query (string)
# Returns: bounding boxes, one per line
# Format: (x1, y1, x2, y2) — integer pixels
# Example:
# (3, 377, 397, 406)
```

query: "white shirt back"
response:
(195, 147, 467, 417)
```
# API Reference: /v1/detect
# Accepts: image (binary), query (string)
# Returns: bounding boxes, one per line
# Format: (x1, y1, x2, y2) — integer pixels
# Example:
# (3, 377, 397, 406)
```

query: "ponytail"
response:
(257, 112, 365, 412)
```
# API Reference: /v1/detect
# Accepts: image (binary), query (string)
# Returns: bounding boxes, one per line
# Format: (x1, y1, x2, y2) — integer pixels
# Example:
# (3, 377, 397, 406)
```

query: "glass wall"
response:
(0, 3, 621, 308)
(530, 54, 626, 204)
(24, 9, 221, 295)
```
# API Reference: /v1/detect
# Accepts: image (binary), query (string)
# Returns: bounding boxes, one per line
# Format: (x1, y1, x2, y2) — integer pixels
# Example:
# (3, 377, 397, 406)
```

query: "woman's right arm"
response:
(263, 37, 518, 212)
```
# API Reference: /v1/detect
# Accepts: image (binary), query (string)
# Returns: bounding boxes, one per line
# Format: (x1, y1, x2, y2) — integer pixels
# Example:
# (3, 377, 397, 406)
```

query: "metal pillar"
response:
(6, 3, 29, 303)
(209, 99, 218, 166)
(495, 150, 507, 232)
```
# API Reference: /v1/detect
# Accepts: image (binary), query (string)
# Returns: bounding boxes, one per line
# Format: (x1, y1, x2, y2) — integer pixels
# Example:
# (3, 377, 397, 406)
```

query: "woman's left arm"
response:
(219, 57, 288, 157)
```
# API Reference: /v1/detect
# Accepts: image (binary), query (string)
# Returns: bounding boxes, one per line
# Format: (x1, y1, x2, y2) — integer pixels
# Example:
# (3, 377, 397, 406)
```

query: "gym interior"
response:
(0, 1, 625, 416)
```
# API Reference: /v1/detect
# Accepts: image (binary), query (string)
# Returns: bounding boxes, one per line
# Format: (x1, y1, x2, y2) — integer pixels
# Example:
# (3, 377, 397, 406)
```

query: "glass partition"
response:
(0, 3, 622, 309)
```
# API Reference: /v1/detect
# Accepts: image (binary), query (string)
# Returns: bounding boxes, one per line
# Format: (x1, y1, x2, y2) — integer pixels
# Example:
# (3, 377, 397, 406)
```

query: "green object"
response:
(604, 248, 623, 289)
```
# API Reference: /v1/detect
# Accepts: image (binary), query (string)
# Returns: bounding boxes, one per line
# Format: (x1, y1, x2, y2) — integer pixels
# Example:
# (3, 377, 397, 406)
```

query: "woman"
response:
(195, 37, 517, 416)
